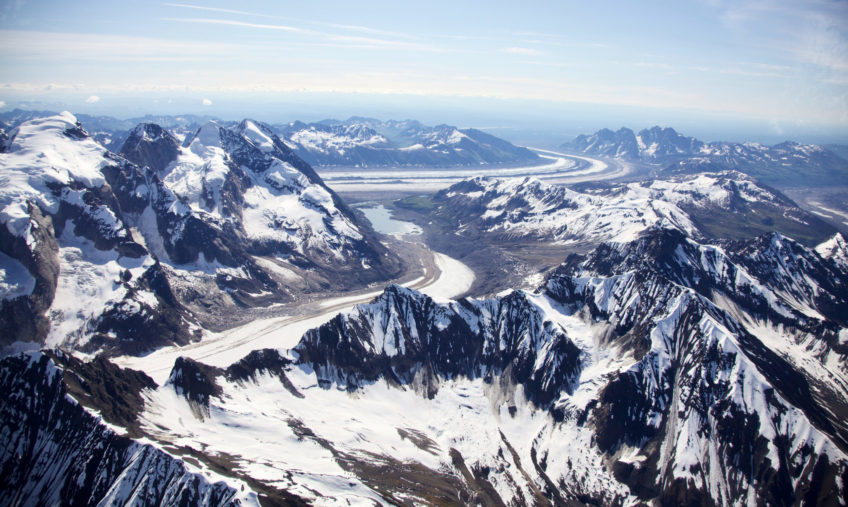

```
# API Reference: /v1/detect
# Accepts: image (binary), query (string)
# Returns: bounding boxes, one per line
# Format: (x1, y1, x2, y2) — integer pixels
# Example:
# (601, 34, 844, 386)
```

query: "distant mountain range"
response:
(274, 117, 542, 168)
(0, 109, 217, 151)
(563, 126, 848, 186)
(0, 110, 543, 170)
(423, 172, 837, 247)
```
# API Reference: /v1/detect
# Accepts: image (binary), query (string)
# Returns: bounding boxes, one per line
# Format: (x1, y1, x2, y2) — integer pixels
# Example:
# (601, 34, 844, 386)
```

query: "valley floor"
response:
(317, 148, 633, 194)
(782, 185, 848, 235)
(114, 237, 474, 385)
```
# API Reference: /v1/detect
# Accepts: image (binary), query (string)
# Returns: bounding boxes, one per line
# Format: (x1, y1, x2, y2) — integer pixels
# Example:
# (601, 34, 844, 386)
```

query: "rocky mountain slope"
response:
(149, 227, 848, 504)
(118, 118, 399, 289)
(0, 350, 260, 505)
(563, 126, 848, 186)
(4, 222, 845, 504)
(422, 173, 836, 247)
(0, 113, 399, 356)
(1, 110, 543, 170)
(0, 109, 216, 151)
(274, 118, 542, 168)
(3, 115, 847, 505)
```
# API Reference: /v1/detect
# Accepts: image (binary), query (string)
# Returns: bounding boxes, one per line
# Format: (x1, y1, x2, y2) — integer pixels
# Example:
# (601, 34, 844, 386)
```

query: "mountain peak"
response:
(120, 122, 180, 173)
(165, 356, 224, 410)
(817, 233, 848, 270)
(277, 117, 539, 168)
(235, 118, 281, 153)
(186, 121, 224, 151)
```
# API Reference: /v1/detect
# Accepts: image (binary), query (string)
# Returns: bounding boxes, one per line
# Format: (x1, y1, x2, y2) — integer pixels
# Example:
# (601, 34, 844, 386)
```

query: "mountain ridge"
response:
(0, 112, 401, 356)
(2, 221, 846, 504)
(274, 117, 543, 168)
(2, 109, 848, 505)
(423, 173, 836, 247)
(6, 224, 840, 505)
(0, 110, 544, 170)
(563, 125, 848, 186)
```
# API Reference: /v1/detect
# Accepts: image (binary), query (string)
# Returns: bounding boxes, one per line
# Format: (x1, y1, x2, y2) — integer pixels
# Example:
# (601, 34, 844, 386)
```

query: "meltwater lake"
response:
(357, 204, 422, 236)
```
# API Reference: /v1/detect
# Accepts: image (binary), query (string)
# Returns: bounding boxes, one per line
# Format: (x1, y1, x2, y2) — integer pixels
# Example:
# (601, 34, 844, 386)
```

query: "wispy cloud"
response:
(162, 17, 308, 34)
(84, 95, 100, 103)
(163, 3, 420, 42)
(526, 61, 571, 68)
(634, 59, 789, 79)
(736, 61, 793, 72)
(502, 47, 543, 56)
(635, 62, 674, 71)
(509, 31, 562, 40)
(718, 67, 788, 78)
(320, 22, 420, 41)
(162, 17, 442, 52)
(161, 3, 267, 18)
(706, 0, 848, 75)
(3, 66, 843, 124)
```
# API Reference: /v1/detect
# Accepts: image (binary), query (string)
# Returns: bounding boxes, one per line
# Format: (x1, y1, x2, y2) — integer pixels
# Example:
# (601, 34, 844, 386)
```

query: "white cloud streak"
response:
(161, 3, 266, 18)
(163, 2, 419, 41)
(162, 17, 442, 52)
(502, 47, 543, 56)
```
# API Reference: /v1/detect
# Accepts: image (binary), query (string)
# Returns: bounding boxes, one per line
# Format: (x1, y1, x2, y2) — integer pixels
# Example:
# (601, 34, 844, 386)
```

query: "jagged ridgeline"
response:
(276, 117, 542, 168)
(563, 126, 848, 186)
(0, 113, 400, 356)
(0, 109, 544, 169)
(3, 224, 844, 504)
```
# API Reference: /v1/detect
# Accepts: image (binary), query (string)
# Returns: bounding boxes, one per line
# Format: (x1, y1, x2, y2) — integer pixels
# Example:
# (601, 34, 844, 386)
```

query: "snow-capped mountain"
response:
(119, 118, 392, 276)
(1, 110, 543, 170)
(275, 118, 542, 168)
(151, 228, 848, 504)
(0, 351, 259, 505)
(427, 173, 836, 247)
(0, 109, 217, 150)
(3, 112, 847, 505)
(4, 224, 844, 504)
(817, 233, 848, 271)
(0, 113, 400, 356)
(0, 113, 193, 355)
(563, 126, 848, 186)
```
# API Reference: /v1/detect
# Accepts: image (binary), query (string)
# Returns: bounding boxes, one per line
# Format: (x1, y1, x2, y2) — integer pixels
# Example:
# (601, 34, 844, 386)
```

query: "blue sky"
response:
(0, 0, 846, 143)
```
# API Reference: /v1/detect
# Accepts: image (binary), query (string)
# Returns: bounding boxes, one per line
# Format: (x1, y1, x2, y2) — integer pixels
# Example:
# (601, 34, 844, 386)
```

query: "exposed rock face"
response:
(425, 173, 835, 247)
(284, 227, 848, 504)
(5, 224, 846, 504)
(119, 122, 181, 174)
(0, 113, 401, 356)
(0, 113, 192, 354)
(295, 284, 583, 405)
(0, 352, 255, 506)
(117, 119, 401, 291)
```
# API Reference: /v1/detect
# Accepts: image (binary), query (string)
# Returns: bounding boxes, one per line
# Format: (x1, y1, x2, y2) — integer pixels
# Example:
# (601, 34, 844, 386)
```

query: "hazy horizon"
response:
(1, 0, 846, 146)
(3, 93, 846, 148)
